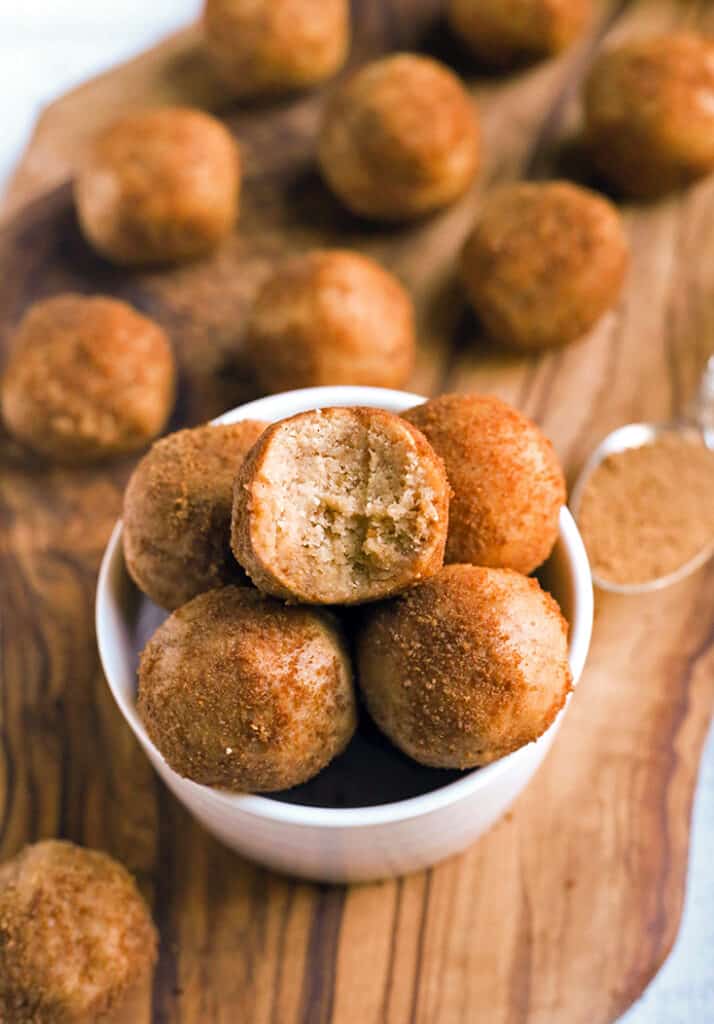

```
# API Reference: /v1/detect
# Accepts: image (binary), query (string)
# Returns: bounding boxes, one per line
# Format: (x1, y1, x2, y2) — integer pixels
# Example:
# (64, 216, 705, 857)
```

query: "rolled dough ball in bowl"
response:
(203, 0, 349, 97)
(75, 106, 240, 265)
(137, 586, 357, 792)
(1, 293, 175, 462)
(244, 250, 415, 392)
(231, 406, 449, 603)
(96, 385, 594, 882)
(460, 180, 628, 350)
(0, 840, 157, 1023)
(317, 53, 480, 220)
(357, 564, 572, 768)
(448, 0, 590, 67)
(584, 32, 714, 198)
(123, 419, 266, 610)
(404, 393, 565, 574)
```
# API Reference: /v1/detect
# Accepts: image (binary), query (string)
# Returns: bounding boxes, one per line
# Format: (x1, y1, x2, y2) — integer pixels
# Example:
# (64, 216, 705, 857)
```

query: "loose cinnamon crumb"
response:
(577, 433, 714, 585)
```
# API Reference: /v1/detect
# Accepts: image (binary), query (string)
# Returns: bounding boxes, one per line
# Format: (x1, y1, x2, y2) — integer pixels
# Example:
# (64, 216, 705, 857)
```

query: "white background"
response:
(1, 3, 712, 1021)
(0, 0, 202, 189)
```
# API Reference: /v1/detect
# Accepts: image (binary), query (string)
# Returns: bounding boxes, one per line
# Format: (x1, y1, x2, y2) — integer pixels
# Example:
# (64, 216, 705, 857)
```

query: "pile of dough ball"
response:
(19, 1, 698, 436)
(12, 2, 706, 798)
(7, 3, 714, 1011)
(125, 396, 571, 792)
(9, 6, 703, 469)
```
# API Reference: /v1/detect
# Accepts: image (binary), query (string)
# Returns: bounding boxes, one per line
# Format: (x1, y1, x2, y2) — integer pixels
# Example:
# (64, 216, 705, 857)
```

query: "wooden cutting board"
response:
(1, 2, 713, 1021)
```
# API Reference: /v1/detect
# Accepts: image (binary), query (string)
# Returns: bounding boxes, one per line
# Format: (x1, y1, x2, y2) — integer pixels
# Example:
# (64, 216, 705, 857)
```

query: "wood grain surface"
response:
(2, 1, 714, 1022)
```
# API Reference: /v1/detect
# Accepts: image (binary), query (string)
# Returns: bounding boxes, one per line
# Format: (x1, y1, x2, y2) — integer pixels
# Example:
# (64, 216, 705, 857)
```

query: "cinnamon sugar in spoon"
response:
(570, 357, 714, 594)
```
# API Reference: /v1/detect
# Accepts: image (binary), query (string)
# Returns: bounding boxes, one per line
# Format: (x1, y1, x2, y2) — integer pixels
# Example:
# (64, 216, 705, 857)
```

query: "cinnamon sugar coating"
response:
(460, 181, 628, 350)
(404, 393, 565, 574)
(75, 107, 240, 265)
(584, 32, 714, 198)
(357, 564, 572, 768)
(244, 250, 415, 392)
(318, 54, 479, 220)
(1, 294, 175, 462)
(138, 586, 356, 791)
(123, 420, 266, 609)
(203, 0, 349, 98)
(0, 840, 157, 1023)
(448, 0, 590, 67)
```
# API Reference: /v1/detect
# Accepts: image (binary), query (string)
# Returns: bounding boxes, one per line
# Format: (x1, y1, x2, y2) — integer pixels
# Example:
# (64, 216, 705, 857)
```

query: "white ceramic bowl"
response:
(96, 386, 593, 884)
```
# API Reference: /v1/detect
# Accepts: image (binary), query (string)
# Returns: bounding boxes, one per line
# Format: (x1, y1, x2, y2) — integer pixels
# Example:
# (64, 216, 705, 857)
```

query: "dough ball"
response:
(404, 393, 565, 574)
(0, 840, 157, 1023)
(244, 249, 415, 392)
(584, 32, 714, 198)
(123, 419, 266, 610)
(318, 53, 480, 220)
(448, 0, 590, 67)
(460, 181, 628, 350)
(75, 106, 240, 265)
(138, 586, 356, 791)
(357, 564, 572, 768)
(231, 406, 449, 604)
(1, 294, 175, 462)
(203, 0, 349, 97)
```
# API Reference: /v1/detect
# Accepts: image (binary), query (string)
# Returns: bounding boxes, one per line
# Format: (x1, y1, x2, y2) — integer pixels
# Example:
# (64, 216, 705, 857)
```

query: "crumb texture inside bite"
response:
(252, 411, 441, 602)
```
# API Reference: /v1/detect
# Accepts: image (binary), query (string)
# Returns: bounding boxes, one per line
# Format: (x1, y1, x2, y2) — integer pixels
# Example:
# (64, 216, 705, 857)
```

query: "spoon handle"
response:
(688, 355, 714, 448)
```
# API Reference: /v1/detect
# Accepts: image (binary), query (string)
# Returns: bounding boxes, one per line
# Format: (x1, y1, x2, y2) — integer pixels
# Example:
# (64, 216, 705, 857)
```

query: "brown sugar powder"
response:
(577, 432, 714, 585)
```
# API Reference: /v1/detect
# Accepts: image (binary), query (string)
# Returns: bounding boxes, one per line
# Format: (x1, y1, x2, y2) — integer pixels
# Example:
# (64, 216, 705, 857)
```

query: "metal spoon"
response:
(570, 356, 714, 594)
